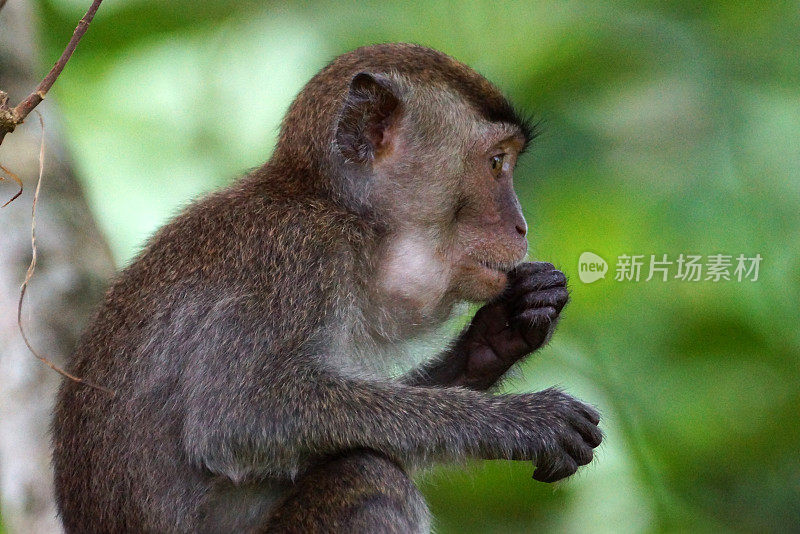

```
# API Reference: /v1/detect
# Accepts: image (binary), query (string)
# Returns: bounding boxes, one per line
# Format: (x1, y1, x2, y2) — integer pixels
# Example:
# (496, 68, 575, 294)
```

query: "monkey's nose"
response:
(515, 224, 527, 237)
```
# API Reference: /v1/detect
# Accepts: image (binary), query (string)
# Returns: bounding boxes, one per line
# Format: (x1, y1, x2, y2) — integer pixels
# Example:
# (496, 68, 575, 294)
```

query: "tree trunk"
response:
(0, 2, 115, 532)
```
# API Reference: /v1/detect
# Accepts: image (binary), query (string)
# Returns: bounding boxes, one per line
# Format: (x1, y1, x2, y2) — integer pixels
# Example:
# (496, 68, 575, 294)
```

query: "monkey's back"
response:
(52, 176, 368, 532)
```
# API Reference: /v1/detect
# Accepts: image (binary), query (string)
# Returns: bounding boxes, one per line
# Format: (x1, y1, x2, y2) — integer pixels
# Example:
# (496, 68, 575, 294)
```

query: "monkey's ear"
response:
(336, 72, 401, 164)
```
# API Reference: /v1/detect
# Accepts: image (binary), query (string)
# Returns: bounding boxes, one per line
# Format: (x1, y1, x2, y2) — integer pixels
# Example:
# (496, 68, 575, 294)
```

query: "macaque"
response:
(53, 43, 601, 533)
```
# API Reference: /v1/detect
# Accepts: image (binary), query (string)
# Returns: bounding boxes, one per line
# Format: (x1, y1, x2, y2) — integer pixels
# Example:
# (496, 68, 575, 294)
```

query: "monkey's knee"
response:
(263, 450, 429, 534)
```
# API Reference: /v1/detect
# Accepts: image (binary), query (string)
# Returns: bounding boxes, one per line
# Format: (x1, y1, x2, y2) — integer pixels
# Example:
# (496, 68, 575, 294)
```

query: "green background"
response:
(8, 1, 800, 532)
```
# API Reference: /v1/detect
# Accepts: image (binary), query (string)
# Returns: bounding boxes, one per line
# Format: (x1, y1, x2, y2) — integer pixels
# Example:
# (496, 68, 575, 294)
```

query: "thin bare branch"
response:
(0, 0, 103, 147)
(12, 0, 103, 123)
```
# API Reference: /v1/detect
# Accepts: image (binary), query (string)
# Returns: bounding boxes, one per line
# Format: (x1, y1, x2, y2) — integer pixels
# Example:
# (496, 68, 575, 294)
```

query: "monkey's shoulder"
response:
(120, 187, 363, 285)
(76, 187, 367, 358)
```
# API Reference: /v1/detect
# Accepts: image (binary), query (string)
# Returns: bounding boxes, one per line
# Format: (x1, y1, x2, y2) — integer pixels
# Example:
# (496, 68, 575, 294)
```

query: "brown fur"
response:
(52, 44, 600, 533)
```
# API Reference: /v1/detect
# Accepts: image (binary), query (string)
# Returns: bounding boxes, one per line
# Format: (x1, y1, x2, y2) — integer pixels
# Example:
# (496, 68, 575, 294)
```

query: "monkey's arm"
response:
(403, 262, 568, 390)
(181, 363, 599, 484)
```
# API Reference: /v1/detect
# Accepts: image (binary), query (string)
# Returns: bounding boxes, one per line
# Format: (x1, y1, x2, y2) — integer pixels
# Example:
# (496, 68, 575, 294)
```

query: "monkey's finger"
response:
(513, 287, 569, 314)
(560, 430, 595, 466)
(514, 306, 556, 322)
(509, 262, 555, 278)
(512, 308, 556, 348)
(572, 401, 601, 427)
(532, 452, 578, 483)
(506, 270, 567, 300)
(562, 397, 603, 446)
(506, 263, 559, 292)
(570, 417, 603, 449)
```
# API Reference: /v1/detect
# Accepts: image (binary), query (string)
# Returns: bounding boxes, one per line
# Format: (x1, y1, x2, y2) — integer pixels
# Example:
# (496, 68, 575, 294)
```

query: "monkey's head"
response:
(274, 44, 533, 310)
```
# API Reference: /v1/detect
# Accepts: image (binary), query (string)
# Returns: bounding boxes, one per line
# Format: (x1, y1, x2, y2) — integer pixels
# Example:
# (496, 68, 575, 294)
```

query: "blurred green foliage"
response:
(14, 0, 800, 532)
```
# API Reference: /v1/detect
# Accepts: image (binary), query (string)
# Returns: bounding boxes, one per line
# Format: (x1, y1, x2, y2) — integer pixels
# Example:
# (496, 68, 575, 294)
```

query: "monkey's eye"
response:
(490, 154, 506, 178)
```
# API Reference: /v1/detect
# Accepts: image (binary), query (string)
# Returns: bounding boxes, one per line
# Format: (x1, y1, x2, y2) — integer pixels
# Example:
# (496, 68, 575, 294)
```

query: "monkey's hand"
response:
(455, 262, 568, 390)
(499, 388, 602, 482)
(401, 262, 567, 390)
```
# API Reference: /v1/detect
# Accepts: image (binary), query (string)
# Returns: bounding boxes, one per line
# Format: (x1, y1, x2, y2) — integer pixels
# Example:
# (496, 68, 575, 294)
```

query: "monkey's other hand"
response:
(457, 262, 568, 389)
(500, 388, 602, 483)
